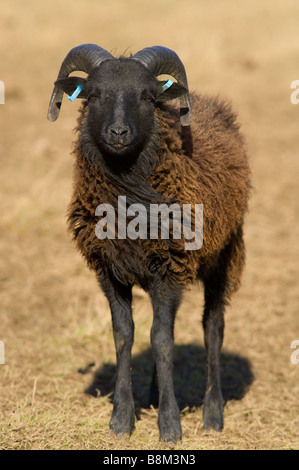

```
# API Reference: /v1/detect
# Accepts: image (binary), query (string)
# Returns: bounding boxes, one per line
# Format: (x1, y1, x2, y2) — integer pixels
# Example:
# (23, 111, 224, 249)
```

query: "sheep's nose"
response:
(108, 126, 130, 137)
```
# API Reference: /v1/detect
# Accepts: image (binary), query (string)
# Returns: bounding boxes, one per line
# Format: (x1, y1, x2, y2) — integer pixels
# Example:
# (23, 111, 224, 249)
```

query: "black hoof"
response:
(158, 409, 182, 443)
(109, 406, 135, 437)
(159, 428, 182, 443)
(203, 392, 224, 432)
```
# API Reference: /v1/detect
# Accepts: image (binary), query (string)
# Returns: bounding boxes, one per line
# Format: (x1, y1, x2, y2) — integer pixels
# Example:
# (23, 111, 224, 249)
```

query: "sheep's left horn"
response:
(47, 44, 114, 122)
(132, 46, 191, 126)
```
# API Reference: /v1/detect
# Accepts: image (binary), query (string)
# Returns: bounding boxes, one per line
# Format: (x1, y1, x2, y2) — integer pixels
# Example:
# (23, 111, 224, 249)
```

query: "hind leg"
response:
(202, 227, 245, 431)
(202, 289, 225, 431)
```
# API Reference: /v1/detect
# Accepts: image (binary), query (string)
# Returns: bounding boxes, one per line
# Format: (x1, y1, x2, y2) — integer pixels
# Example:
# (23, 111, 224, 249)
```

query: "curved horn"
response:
(47, 44, 114, 121)
(132, 46, 191, 126)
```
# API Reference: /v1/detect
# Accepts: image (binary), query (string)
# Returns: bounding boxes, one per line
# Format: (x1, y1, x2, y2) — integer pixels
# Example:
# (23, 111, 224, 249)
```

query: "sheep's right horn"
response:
(47, 44, 114, 122)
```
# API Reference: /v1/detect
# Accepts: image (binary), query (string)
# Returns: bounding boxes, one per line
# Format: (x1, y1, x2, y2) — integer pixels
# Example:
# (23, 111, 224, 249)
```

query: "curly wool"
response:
(67, 92, 251, 299)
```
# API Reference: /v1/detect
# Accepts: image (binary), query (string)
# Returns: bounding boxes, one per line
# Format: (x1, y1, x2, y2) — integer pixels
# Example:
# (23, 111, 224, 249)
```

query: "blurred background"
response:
(0, 0, 298, 449)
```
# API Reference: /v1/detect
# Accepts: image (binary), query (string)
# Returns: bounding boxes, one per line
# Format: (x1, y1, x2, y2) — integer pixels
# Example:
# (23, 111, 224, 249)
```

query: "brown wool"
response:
(67, 92, 251, 300)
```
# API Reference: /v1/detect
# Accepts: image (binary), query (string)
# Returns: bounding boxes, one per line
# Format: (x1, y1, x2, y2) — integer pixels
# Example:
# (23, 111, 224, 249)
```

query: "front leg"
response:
(149, 278, 182, 442)
(99, 272, 135, 437)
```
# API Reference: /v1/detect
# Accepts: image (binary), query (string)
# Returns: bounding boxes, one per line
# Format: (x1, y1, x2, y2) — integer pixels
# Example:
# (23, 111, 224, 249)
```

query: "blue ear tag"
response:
(68, 85, 83, 102)
(161, 79, 173, 93)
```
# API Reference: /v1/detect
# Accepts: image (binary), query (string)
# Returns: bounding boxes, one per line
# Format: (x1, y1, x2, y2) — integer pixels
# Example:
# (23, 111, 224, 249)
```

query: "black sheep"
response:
(47, 44, 251, 442)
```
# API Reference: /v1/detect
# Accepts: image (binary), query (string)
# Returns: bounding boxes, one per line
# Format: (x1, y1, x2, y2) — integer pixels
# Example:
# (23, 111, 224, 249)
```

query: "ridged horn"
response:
(47, 44, 114, 122)
(132, 46, 191, 126)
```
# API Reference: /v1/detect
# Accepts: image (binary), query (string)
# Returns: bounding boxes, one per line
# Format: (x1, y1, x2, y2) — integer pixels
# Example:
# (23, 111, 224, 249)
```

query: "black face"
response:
(54, 58, 188, 164)
(85, 60, 157, 158)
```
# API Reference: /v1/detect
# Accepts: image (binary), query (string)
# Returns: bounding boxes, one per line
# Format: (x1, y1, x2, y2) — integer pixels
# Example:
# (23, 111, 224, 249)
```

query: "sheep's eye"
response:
(145, 96, 154, 104)
(141, 90, 155, 104)
(88, 94, 98, 103)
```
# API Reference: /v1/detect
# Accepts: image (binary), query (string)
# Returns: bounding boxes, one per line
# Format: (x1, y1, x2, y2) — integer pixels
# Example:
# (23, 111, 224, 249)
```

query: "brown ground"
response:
(0, 0, 298, 450)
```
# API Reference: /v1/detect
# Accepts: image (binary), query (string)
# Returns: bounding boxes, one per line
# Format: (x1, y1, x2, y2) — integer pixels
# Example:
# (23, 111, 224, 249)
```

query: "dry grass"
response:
(1, 0, 299, 450)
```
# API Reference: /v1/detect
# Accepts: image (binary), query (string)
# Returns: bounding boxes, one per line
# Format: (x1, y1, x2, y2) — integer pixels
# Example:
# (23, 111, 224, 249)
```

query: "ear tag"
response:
(161, 79, 173, 93)
(68, 85, 83, 102)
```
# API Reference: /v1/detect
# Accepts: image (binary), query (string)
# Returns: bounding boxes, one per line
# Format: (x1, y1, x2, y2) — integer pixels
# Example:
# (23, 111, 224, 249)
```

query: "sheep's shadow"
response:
(82, 344, 254, 412)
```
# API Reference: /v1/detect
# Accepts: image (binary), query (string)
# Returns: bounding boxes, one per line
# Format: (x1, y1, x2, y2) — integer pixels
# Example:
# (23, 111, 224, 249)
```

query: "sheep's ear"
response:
(155, 79, 188, 102)
(54, 77, 88, 100)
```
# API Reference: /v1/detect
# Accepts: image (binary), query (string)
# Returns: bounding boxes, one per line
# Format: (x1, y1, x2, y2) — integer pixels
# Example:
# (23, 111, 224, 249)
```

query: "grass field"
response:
(0, 0, 299, 450)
